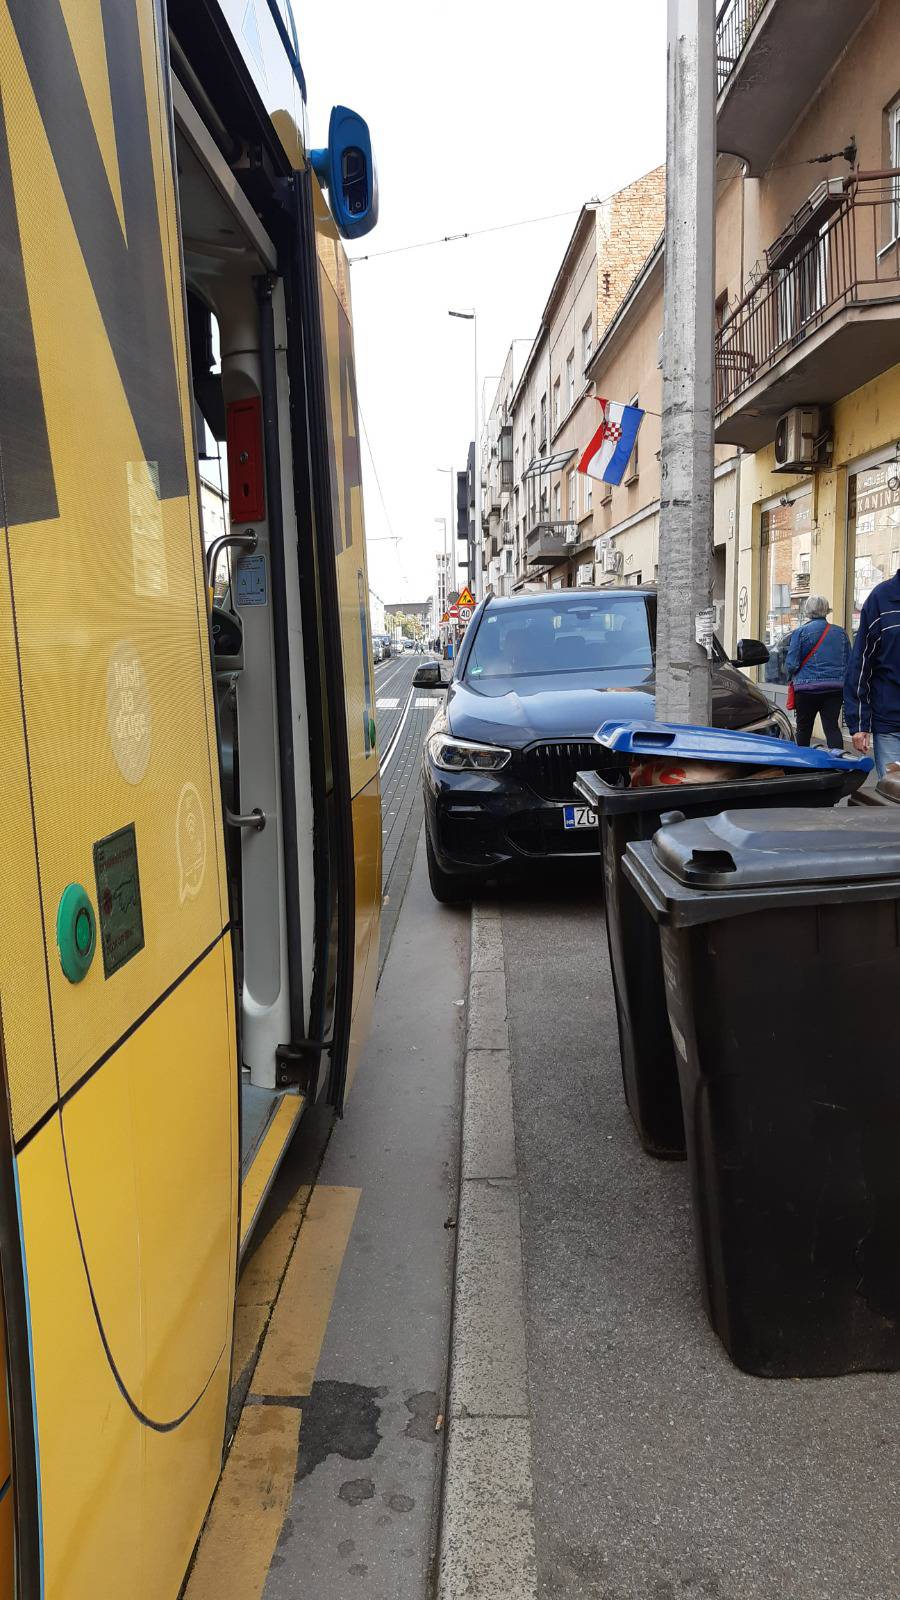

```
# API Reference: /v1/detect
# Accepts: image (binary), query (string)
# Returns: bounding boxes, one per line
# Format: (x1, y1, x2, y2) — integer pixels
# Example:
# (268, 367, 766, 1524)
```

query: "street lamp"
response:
(448, 308, 481, 603)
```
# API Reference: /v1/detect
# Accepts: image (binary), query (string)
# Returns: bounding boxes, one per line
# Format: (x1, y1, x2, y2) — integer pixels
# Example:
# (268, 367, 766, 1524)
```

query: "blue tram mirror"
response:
(310, 106, 378, 240)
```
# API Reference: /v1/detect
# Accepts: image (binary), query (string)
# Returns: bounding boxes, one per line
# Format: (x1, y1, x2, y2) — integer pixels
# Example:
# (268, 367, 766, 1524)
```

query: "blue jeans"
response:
(874, 731, 900, 777)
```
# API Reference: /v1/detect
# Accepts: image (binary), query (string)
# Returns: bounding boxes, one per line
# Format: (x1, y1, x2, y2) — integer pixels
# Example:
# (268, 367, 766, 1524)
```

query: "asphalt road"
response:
(496, 870, 900, 1600)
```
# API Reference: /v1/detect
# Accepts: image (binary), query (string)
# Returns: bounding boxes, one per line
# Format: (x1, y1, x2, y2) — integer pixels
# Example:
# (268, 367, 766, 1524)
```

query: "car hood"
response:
(445, 666, 773, 747)
(446, 672, 656, 746)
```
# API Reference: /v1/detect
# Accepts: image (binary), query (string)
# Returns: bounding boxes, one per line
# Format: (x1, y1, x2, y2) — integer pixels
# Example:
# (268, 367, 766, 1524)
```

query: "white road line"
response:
(438, 906, 538, 1599)
(378, 685, 416, 776)
(374, 659, 408, 693)
(375, 696, 400, 709)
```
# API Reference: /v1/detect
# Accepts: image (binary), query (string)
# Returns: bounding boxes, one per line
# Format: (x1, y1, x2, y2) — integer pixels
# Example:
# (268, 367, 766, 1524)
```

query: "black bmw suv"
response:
(415, 587, 789, 902)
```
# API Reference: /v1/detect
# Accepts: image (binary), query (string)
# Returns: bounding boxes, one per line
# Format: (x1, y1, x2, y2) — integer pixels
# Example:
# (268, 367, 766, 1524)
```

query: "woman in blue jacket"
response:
(784, 595, 851, 748)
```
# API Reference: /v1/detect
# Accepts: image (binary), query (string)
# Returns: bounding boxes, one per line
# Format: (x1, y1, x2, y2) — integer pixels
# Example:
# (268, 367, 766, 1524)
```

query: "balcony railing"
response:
(526, 521, 579, 564)
(715, 174, 900, 414)
(716, 0, 765, 94)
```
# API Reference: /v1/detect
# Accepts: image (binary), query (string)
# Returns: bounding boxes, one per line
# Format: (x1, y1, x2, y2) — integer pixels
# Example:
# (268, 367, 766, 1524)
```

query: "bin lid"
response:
(651, 806, 900, 890)
(594, 719, 872, 775)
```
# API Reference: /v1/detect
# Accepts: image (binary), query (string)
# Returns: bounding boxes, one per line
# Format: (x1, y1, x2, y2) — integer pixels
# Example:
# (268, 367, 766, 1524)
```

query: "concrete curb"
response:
(437, 906, 538, 1600)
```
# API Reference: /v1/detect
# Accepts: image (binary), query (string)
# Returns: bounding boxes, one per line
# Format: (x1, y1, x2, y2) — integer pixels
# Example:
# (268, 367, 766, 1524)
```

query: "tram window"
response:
(188, 290, 226, 445)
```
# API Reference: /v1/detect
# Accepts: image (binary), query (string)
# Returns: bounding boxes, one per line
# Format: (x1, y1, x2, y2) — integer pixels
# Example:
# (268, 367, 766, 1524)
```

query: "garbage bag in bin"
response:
(623, 805, 900, 1379)
(574, 722, 871, 1161)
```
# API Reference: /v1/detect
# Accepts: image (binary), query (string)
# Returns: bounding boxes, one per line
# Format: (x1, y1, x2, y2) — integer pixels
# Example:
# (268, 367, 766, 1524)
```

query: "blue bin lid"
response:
(593, 719, 873, 775)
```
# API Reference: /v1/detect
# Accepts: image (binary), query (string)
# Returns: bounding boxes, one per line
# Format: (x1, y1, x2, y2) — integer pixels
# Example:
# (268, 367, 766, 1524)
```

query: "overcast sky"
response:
(299, 1, 668, 607)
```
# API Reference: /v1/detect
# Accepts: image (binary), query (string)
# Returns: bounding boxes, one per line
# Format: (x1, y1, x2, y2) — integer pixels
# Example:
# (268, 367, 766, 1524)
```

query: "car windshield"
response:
(463, 596, 654, 680)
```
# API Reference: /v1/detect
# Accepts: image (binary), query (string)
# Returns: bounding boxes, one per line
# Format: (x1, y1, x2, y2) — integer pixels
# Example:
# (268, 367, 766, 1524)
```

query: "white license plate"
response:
(562, 804, 598, 830)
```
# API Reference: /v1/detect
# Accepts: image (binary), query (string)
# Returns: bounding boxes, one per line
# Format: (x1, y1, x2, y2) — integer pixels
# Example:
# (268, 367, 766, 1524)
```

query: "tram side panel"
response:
(0, 3, 237, 1594)
(314, 187, 382, 1087)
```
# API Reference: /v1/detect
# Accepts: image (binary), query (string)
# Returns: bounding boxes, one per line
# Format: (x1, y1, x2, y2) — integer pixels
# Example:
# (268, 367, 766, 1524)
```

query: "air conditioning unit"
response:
(774, 406, 821, 473)
(576, 562, 595, 586)
(602, 548, 624, 576)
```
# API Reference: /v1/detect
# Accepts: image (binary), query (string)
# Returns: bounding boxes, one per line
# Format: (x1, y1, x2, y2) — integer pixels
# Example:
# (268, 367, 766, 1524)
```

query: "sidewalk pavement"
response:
(497, 871, 900, 1600)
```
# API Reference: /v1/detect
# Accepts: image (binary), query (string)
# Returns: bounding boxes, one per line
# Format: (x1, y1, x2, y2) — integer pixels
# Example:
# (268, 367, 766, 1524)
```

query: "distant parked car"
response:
(415, 587, 788, 902)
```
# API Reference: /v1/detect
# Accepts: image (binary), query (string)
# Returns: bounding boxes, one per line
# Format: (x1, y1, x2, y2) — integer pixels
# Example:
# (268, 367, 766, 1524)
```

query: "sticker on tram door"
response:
(93, 823, 145, 977)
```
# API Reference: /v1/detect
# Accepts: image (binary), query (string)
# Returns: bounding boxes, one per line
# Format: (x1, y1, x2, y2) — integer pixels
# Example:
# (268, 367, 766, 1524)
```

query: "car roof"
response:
(485, 586, 656, 610)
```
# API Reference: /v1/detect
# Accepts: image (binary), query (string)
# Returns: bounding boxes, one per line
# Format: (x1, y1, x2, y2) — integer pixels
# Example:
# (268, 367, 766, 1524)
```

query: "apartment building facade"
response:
(712, 0, 900, 698)
(432, 549, 451, 639)
(585, 241, 737, 625)
(481, 341, 530, 597)
(502, 168, 666, 592)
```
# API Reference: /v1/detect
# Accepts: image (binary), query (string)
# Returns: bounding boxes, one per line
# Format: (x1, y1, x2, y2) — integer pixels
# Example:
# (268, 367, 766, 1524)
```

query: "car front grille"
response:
(518, 741, 628, 802)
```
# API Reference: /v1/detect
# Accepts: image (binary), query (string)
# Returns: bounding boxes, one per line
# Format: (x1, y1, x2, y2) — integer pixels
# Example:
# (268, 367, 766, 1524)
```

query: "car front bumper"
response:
(423, 760, 603, 877)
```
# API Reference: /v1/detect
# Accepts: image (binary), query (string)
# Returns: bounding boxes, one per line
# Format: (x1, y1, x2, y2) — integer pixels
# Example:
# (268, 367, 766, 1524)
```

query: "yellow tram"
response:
(0, 0, 380, 1591)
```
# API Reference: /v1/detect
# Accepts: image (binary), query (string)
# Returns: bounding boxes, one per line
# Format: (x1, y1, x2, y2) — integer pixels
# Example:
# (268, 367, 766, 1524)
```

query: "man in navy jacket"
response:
(844, 569, 900, 775)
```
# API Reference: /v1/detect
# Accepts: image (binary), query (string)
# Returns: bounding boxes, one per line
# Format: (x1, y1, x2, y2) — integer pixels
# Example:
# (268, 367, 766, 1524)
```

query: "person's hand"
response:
(852, 731, 870, 754)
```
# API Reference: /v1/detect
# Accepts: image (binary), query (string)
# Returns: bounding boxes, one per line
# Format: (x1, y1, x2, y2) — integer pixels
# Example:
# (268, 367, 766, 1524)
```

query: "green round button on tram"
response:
(57, 883, 96, 984)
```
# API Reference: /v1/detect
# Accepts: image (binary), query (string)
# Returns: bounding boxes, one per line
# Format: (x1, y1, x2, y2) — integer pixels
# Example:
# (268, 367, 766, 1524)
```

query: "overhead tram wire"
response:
(349, 173, 689, 266)
(349, 203, 586, 265)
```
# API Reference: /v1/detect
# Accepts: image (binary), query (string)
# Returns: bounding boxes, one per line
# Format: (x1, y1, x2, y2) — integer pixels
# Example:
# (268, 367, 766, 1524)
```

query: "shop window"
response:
(847, 459, 900, 632)
(759, 490, 812, 683)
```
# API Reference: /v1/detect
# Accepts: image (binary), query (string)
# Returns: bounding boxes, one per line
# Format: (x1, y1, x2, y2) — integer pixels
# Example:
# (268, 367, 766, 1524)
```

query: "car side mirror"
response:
(413, 662, 446, 689)
(731, 637, 769, 668)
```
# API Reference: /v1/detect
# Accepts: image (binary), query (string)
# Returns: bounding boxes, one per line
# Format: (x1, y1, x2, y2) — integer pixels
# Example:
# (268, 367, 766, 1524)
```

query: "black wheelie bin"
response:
(623, 805, 900, 1379)
(575, 722, 871, 1159)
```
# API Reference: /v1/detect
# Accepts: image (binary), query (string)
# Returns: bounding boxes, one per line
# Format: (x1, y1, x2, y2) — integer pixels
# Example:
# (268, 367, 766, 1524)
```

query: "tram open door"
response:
(0, 0, 380, 1593)
(172, 16, 382, 1247)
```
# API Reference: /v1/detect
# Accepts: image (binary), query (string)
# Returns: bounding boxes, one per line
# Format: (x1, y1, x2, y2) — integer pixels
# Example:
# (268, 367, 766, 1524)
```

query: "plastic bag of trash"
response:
(628, 758, 786, 788)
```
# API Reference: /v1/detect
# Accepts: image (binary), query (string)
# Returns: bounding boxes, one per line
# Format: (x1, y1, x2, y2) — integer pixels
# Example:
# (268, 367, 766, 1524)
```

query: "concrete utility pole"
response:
(655, 0, 716, 724)
(449, 309, 482, 602)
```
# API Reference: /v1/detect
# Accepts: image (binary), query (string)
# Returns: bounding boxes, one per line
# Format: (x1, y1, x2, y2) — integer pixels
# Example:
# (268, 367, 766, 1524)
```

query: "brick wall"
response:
(595, 165, 665, 338)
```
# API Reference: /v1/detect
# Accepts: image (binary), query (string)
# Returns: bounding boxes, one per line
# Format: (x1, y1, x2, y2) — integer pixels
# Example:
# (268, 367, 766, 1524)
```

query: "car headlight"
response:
(427, 732, 512, 772)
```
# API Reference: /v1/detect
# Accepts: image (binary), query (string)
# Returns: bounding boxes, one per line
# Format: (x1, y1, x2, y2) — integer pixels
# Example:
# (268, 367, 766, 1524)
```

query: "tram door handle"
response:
(225, 807, 266, 831)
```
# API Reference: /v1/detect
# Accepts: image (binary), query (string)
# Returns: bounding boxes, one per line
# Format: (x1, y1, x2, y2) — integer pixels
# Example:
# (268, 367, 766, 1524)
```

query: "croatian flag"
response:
(578, 398, 644, 487)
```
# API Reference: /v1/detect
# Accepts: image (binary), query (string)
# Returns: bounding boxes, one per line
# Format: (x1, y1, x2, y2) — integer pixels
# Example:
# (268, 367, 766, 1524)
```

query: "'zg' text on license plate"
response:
(562, 804, 598, 830)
